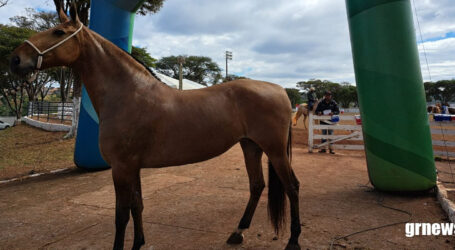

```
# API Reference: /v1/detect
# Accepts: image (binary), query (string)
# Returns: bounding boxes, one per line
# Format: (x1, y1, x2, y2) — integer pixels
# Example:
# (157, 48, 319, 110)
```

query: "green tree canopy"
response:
(0, 25, 35, 69)
(156, 55, 222, 86)
(223, 74, 248, 82)
(137, 0, 166, 15)
(285, 88, 302, 108)
(132, 46, 157, 68)
(296, 79, 358, 108)
(54, 0, 165, 22)
(0, 25, 35, 119)
(424, 80, 455, 104)
(10, 8, 59, 31)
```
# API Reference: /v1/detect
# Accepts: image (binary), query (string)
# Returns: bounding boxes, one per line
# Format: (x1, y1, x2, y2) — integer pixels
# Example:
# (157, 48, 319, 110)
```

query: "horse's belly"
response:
(144, 136, 240, 168)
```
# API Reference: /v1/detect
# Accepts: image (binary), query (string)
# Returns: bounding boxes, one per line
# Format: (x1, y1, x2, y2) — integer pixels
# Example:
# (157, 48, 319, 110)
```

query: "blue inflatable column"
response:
(74, 0, 144, 169)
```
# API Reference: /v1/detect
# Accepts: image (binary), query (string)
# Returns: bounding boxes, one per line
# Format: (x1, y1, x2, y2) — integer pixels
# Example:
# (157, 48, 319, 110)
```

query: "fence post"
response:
(61, 102, 64, 123)
(308, 113, 314, 153)
(37, 102, 41, 120)
(47, 102, 50, 122)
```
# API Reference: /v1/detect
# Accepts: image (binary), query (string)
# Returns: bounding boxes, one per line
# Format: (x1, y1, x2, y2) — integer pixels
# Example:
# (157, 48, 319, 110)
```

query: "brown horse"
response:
(10, 5, 301, 250)
(292, 100, 318, 129)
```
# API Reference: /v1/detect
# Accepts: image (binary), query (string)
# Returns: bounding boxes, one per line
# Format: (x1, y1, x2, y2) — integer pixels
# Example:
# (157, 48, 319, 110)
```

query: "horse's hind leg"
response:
(268, 155, 301, 250)
(292, 107, 303, 126)
(112, 166, 143, 250)
(227, 138, 264, 245)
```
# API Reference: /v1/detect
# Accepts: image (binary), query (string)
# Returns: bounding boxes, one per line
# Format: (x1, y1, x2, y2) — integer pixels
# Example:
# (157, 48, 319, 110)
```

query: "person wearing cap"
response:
(315, 90, 340, 154)
(307, 87, 318, 111)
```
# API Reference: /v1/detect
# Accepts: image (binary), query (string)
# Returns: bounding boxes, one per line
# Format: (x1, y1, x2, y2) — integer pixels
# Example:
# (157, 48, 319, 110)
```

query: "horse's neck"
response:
(74, 28, 166, 115)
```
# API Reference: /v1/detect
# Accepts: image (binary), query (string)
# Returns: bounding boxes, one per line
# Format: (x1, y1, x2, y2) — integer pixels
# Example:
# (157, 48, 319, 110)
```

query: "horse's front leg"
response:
(131, 171, 145, 249)
(112, 166, 143, 250)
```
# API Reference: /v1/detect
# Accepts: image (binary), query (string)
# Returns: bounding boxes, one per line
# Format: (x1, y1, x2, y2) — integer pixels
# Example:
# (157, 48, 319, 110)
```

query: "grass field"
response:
(0, 124, 75, 180)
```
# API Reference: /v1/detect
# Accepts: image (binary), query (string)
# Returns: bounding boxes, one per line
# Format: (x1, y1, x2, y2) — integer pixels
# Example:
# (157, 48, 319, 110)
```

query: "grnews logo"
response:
(405, 223, 455, 237)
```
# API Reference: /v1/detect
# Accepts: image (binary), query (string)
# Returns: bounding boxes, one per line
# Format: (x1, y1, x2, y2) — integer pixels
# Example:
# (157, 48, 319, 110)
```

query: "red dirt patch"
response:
(0, 120, 453, 249)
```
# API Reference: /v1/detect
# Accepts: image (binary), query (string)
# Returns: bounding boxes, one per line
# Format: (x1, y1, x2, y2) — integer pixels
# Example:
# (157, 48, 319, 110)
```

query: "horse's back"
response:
(223, 79, 291, 113)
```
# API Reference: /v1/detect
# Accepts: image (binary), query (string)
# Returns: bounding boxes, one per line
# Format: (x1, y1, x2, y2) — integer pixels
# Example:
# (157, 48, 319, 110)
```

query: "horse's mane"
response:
(128, 53, 162, 82)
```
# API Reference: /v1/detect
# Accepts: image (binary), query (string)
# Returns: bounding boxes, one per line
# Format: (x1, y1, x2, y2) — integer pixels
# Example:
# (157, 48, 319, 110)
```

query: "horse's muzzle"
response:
(10, 54, 34, 76)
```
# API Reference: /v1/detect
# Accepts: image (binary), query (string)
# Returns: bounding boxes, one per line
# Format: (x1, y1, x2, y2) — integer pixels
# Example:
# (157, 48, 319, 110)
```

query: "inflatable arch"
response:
(346, 0, 435, 191)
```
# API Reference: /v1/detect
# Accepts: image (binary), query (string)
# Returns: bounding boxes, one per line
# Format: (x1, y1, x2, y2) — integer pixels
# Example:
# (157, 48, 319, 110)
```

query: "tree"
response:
(10, 9, 60, 102)
(156, 55, 222, 86)
(132, 46, 157, 68)
(296, 79, 341, 100)
(23, 70, 53, 102)
(0, 25, 35, 122)
(0, 0, 8, 8)
(137, 0, 166, 15)
(336, 84, 358, 108)
(424, 80, 455, 104)
(223, 74, 248, 82)
(10, 8, 59, 31)
(296, 79, 358, 108)
(38, 82, 55, 102)
(54, 0, 165, 21)
(285, 88, 302, 108)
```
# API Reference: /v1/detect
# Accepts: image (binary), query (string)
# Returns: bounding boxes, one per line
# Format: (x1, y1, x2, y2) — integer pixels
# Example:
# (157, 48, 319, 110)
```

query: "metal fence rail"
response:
(308, 114, 364, 152)
(308, 113, 455, 158)
(28, 101, 73, 124)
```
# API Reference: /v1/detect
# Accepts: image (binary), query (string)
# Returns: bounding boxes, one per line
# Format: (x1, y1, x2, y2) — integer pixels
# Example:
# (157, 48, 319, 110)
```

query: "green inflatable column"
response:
(345, 0, 436, 191)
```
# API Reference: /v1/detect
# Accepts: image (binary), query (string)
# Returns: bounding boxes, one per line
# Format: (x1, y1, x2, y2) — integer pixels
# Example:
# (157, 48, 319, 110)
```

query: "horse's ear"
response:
(54, 0, 69, 23)
(69, 1, 80, 24)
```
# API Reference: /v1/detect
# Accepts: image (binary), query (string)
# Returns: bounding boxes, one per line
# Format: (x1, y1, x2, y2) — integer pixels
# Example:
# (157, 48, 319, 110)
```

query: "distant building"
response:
(151, 68, 206, 90)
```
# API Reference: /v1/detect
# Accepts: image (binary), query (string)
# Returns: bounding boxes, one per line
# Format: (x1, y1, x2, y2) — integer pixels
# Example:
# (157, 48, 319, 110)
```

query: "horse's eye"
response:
(53, 29, 66, 36)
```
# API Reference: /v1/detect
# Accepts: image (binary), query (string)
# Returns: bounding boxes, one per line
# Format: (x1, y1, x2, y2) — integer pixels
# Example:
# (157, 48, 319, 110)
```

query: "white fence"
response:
(308, 113, 364, 152)
(308, 113, 455, 157)
(431, 120, 455, 158)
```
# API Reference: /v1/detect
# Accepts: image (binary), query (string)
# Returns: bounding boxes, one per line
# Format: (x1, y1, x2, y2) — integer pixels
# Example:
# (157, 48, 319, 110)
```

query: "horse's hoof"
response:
(132, 237, 145, 250)
(226, 232, 244, 245)
(284, 243, 301, 250)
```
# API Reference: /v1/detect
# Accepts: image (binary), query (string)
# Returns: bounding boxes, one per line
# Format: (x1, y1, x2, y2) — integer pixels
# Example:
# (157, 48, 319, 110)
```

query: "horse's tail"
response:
(287, 122, 292, 163)
(267, 123, 292, 234)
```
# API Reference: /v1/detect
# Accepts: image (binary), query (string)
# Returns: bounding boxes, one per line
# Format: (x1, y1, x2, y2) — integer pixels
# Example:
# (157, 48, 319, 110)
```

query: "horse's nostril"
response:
(11, 56, 20, 65)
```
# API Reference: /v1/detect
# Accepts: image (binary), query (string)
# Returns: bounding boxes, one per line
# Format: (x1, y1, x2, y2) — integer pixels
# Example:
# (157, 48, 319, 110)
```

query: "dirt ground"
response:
(0, 124, 75, 180)
(0, 122, 454, 249)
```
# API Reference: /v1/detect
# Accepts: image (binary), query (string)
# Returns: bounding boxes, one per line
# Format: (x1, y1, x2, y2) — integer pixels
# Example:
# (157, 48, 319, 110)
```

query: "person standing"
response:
(315, 91, 340, 154)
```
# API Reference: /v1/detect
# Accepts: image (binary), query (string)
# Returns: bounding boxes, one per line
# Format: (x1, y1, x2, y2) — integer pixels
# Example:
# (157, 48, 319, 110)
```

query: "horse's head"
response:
(10, 3, 83, 76)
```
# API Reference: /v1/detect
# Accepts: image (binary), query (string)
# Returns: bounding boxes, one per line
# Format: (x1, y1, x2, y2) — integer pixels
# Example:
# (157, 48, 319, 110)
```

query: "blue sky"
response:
(1, 0, 454, 87)
(422, 32, 455, 43)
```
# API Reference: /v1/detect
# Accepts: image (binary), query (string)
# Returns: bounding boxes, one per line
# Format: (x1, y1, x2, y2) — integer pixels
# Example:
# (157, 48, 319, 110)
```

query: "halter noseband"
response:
(24, 23, 83, 70)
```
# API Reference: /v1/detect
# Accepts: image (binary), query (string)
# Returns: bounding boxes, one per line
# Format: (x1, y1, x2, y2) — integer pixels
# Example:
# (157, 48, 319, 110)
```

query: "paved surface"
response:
(1, 137, 454, 249)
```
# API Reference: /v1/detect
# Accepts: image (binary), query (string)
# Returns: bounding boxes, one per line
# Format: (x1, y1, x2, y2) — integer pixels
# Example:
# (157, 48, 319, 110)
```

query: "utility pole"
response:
(225, 51, 232, 79)
(177, 56, 185, 90)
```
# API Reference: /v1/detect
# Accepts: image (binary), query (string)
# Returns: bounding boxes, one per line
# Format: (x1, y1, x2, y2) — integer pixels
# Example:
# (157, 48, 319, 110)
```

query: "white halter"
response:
(24, 23, 83, 70)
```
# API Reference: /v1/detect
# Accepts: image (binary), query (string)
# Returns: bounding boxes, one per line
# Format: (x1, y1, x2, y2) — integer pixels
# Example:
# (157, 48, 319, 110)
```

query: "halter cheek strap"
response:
(24, 23, 83, 70)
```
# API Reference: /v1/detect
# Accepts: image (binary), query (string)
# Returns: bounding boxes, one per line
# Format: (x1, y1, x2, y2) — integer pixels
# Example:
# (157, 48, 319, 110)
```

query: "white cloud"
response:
(0, 0, 453, 87)
(134, 0, 455, 87)
(419, 38, 455, 81)
(0, 0, 54, 24)
(133, 0, 356, 87)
